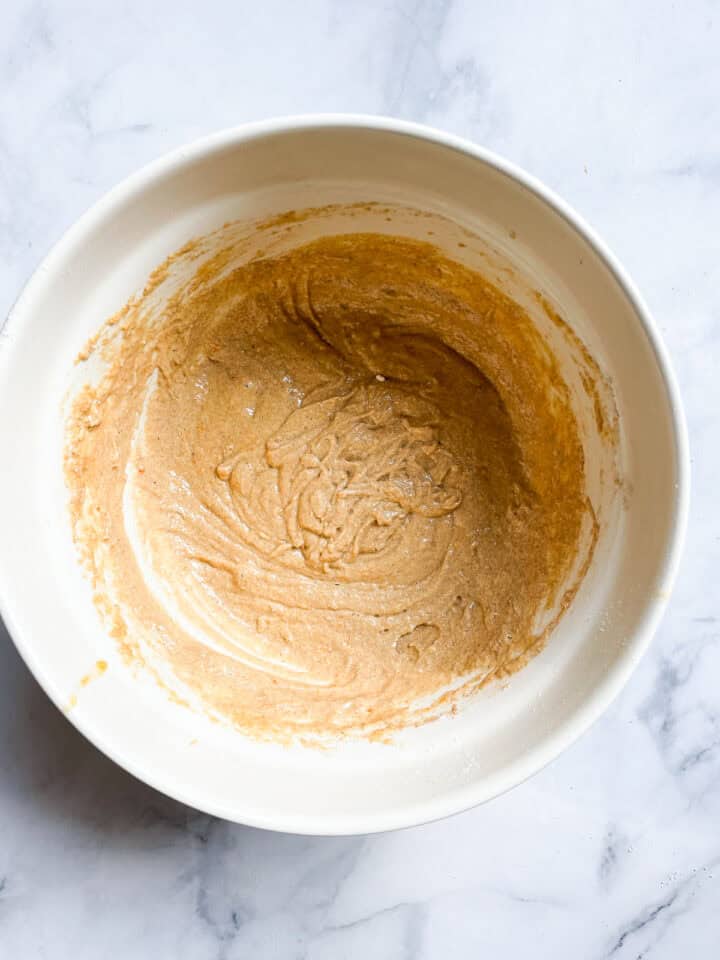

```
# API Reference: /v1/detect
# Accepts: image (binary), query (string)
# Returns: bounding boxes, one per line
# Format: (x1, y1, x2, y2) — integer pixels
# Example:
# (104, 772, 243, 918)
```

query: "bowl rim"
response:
(0, 114, 690, 835)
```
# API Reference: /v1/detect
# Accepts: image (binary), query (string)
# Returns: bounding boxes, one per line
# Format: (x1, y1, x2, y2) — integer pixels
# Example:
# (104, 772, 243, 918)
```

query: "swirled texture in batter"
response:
(66, 222, 596, 741)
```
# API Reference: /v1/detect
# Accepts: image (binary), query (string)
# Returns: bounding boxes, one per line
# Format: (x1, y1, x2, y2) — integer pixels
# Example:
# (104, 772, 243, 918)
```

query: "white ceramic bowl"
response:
(0, 116, 688, 834)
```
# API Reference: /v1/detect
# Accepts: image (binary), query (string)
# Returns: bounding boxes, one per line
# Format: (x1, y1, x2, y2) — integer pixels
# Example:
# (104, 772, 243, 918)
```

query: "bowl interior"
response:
(0, 122, 685, 833)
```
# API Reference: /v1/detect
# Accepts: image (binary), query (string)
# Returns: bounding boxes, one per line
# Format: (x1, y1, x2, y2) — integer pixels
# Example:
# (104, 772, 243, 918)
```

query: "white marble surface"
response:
(0, 0, 718, 956)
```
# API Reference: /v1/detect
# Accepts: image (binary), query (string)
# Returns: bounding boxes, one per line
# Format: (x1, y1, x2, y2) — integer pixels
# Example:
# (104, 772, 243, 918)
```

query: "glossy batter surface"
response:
(66, 225, 593, 740)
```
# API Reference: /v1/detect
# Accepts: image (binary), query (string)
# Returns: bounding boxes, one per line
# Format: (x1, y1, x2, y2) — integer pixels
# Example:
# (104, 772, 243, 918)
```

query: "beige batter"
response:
(65, 217, 596, 741)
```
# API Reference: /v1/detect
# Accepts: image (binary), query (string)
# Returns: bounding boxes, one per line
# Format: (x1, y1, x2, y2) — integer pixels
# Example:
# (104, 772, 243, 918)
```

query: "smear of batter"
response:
(65, 209, 600, 741)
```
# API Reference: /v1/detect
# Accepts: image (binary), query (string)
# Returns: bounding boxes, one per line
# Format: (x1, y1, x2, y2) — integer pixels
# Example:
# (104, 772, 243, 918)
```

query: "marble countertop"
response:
(1, 1, 718, 956)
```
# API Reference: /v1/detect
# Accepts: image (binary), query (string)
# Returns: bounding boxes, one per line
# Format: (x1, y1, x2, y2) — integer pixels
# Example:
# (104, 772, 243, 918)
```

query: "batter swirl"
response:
(65, 217, 596, 741)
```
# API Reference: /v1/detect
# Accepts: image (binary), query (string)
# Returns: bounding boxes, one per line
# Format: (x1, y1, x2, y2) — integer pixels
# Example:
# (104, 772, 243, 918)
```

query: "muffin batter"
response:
(66, 217, 596, 741)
